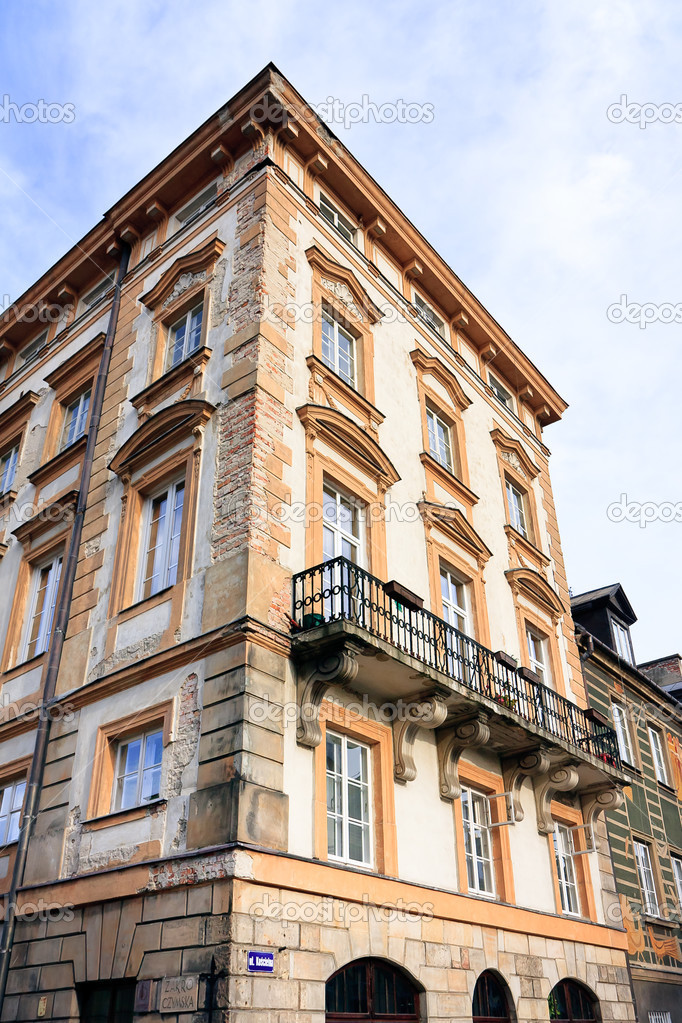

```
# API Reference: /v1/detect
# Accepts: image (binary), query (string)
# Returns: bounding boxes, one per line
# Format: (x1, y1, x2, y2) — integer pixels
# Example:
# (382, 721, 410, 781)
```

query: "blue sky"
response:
(1, 0, 680, 660)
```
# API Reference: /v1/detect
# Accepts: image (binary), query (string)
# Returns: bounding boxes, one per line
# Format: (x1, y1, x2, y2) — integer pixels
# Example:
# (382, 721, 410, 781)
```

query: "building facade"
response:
(574, 587, 682, 1023)
(0, 65, 637, 1022)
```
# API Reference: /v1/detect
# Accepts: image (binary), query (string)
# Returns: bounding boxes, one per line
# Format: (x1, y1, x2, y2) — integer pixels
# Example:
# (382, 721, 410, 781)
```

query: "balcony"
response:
(291, 558, 626, 838)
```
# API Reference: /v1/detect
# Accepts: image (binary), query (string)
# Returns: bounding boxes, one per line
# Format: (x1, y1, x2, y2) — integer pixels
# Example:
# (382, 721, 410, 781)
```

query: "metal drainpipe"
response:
(0, 242, 130, 1009)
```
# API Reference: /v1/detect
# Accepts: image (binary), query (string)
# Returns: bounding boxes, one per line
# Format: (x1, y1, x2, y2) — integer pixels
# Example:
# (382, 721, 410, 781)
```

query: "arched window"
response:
(549, 980, 599, 1021)
(326, 958, 419, 1021)
(472, 971, 514, 1022)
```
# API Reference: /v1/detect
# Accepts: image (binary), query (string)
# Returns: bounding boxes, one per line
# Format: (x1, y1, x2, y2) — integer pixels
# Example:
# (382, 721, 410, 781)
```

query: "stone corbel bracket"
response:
(393, 696, 448, 783)
(296, 640, 364, 748)
(503, 747, 553, 824)
(533, 759, 580, 834)
(580, 786, 625, 851)
(437, 713, 491, 800)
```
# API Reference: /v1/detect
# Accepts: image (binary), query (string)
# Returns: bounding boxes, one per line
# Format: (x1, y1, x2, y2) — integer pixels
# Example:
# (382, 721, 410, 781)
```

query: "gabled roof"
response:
(570, 583, 637, 625)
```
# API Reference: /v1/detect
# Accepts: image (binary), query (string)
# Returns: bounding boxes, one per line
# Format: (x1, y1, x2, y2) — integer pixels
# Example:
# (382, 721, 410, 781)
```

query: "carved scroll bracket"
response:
(503, 747, 553, 824)
(580, 785, 625, 850)
(533, 760, 580, 834)
(437, 713, 491, 801)
(296, 641, 364, 748)
(393, 695, 448, 783)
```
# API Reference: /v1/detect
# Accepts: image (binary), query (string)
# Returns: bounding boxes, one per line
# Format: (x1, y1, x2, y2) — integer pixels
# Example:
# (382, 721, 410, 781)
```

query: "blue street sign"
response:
(247, 950, 275, 973)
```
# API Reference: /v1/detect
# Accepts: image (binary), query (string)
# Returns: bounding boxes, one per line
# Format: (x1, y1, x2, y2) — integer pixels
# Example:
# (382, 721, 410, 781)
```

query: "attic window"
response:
(83, 275, 116, 310)
(18, 330, 48, 367)
(175, 181, 219, 229)
(612, 620, 633, 664)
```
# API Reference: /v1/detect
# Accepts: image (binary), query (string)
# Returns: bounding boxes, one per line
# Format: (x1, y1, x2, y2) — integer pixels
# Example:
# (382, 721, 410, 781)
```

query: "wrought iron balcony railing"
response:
(292, 557, 620, 768)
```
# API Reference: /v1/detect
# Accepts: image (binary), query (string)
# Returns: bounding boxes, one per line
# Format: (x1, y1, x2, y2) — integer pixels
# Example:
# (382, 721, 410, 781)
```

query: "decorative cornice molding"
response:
(419, 500, 492, 568)
(490, 426, 539, 481)
(109, 399, 214, 476)
(410, 347, 472, 412)
(306, 244, 383, 324)
(505, 566, 565, 621)
(140, 234, 226, 311)
(297, 403, 400, 490)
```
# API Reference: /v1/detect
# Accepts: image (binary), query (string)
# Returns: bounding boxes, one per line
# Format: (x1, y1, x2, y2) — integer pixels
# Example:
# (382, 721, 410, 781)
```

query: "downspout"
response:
(0, 242, 130, 1008)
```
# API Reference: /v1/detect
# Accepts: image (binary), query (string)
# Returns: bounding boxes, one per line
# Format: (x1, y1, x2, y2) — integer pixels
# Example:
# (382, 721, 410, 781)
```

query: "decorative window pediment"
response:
(418, 500, 491, 569)
(297, 404, 399, 490)
(140, 234, 226, 313)
(490, 426, 539, 480)
(109, 399, 214, 477)
(505, 566, 564, 621)
(410, 347, 472, 412)
(306, 245, 383, 325)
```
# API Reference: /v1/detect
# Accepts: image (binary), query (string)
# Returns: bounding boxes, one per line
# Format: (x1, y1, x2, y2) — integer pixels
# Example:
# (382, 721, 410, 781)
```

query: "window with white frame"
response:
(140, 480, 185, 600)
(0, 778, 26, 845)
(326, 730, 372, 865)
(60, 390, 91, 450)
(322, 484, 363, 566)
(648, 1013, 672, 1023)
(0, 444, 18, 493)
(612, 620, 633, 664)
(319, 194, 356, 244)
(505, 478, 529, 539)
(612, 701, 635, 764)
(488, 373, 514, 411)
(321, 307, 356, 387)
(112, 728, 163, 811)
(553, 823, 580, 915)
(174, 180, 218, 230)
(461, 787, 495, 896)
(26, 554, 62, 659)
(414, 292, 446, 338)
(440, 566, 471, 681)
(18, 330, 48, 367)
(167, 303, 203, 369)
(648, 727, 670, 785)
(426, 404, 453, 472)
(526, 626, 550, 685)
(634, 839, 659, 915)
(671, 855, 682, 911)
(82, 275, 116, 311)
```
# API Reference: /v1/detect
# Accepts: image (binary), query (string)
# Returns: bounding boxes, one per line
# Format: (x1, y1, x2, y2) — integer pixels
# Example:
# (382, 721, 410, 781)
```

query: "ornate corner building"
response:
(574, 585, 682, 1022)
(0, 65, 637, 1022)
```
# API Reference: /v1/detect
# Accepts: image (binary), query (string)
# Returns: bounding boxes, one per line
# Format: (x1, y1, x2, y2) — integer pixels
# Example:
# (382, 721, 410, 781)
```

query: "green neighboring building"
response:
(573, 585, 682, 1023)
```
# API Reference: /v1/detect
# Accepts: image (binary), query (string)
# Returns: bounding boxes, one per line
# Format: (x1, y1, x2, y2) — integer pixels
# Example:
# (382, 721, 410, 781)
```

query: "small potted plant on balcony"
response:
(596, 751, 617, 767)
(493, 679, 517, 711)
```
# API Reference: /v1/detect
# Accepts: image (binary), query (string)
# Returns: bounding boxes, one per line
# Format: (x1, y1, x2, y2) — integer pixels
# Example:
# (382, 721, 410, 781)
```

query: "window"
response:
(0, 778, 26, 845)
(440, 567, 471, 681)
(649, 1015, 672, 1023)
(414, 292, 446, 338)
(140, 480, 185, 599)
(553, 824, 580, 915)
(326, 730, 372, 865)
(648, 727, 670, 785)
(25, 554, 62, 659)
(167, 303, 203, 369)
(426, 404, 453, 472)
(526, 626, 550, 684)
(671, 855, 682, 911)
(612, 620, 633, 663)
(489, 373, 514, 411)
(60, 389, 90, 450)
(83, 275, 116, 310)
(634, 839, 659, 915)
(506, 478, 529, 538)
(473, 971, 513, 1021)
(548, 980, 598, 1021)
(321, 308, 356, 386)
(175, 180, 218, 229)
(319, 194, 355, 244)
(611, 701, 635, 765)
(18, 329, 48, 367)
(462, 788, 495, 896)
(0, 444, 18, 493)
(78, 981, 136, 1023)
(326, 959, 419, 1021)
(113, 728, 163, 811)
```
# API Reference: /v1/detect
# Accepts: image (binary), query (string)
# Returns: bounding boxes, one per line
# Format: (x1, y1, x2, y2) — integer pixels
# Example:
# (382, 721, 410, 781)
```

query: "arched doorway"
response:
(548, 979, 600, 1021)
(326, 958, 420, 1022)
(472, 970, 515, 1022)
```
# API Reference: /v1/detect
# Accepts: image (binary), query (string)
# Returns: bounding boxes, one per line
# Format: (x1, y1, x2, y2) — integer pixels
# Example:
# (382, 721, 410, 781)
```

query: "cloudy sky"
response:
(1, 0, 679, 661)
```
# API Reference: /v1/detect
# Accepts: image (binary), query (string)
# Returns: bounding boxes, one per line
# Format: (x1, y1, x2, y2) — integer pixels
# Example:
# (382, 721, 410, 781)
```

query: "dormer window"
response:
(82, 275, 116, 311)
(18, 330, 48, 368)
(612, 620, 633, 664)
(489, 372, 514, 412)
(319, 194, 356, 244)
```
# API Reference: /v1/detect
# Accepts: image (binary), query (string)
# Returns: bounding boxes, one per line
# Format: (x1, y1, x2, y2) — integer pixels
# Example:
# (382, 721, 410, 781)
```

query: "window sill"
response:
(117, 585, 175, 623)
(656, 780, 676, 794)
(28, 435, 87, 491)
(305, 354, 384, 431)
(419, 451, 479, 509)
(83, 798, 167, 832)
(503, 524, 550, 568)
(130, 346, 211, 418)
(3, 652, 47, 681)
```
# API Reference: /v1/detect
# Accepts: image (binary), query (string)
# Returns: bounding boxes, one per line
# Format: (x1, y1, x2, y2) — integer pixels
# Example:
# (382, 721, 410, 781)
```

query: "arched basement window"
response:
(472, 970, 514, 1022)
(549, 979, 600, 1022)
(326, 958, 420, 1021)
